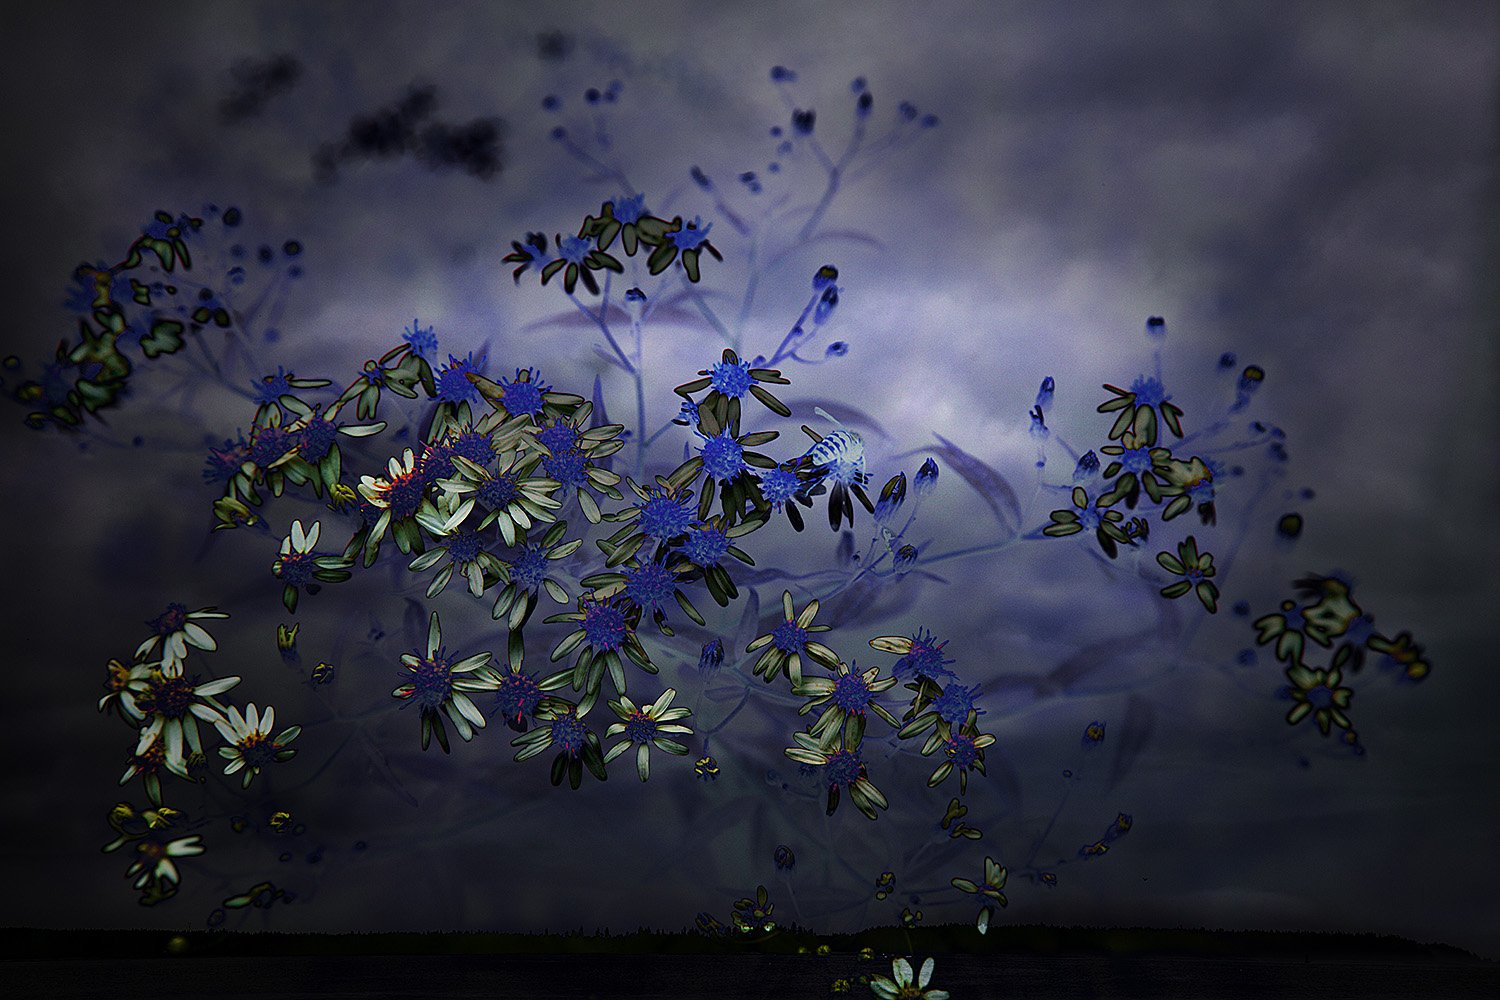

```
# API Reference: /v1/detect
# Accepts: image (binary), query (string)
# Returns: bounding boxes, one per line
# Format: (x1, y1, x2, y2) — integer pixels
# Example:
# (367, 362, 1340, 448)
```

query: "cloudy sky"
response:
(2, 0, 1496, 959)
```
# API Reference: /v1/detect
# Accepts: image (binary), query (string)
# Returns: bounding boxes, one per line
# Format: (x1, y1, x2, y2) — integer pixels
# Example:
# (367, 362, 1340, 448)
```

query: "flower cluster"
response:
(98, 605, 301, 903)
(1255, 574, 1430, 750)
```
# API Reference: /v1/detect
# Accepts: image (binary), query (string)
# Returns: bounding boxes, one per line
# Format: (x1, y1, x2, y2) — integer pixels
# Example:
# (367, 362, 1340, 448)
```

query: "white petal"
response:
(291, 519, 307, 549)
(136, 717, 163, 754)
(194, 675, 242, 697)
(182, 622, 216, 651)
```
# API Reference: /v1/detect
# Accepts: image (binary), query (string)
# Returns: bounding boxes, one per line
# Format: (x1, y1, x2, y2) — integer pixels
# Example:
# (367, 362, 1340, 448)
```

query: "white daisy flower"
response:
(868, 956, 949, 1000)
(123, 833, 205, 891)
(129, 669, 242, 769)
(134, 604, 229, 678)
(214, 702, 302, 788)
(391, 611, 497, 753)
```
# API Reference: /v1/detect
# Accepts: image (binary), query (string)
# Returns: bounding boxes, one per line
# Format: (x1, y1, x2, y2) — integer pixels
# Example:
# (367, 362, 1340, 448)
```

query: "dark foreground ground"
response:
(4, 927, 1496, 998)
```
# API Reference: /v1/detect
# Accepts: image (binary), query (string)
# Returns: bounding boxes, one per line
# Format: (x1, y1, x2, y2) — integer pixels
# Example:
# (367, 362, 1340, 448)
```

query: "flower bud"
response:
(914, 458, 939, 497)
(894, 544, 918, 575)
(1072, 450, 1100, 481)
(813, 285, 838, 325)
(874, 472, 907, 524)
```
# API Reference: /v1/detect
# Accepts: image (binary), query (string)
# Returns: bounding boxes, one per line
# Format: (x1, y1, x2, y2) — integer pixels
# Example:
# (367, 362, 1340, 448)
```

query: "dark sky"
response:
(2, 0, 1497, 960)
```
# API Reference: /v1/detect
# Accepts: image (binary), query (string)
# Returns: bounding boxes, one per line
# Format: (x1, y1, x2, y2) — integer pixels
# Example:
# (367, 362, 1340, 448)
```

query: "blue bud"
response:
(851, 77, 867, 93)
(792, 109, 815, 135)
(813, 286, 838, 325)
(550, 126, 567, 141)
(1218, 351, 1237, 370)
(585, 87, 600, 104)
(1036, 376, 1055, 410)
(919, 114, 939, 128)
(857, 91, 872, 117)
(1073, 450, 1100, 481)
(874, 472, 907, 524)
(690, 166, 712, 191)
(825, 341, 848, 358)
(813, 264, 839, 290)
(1146, 316, 1166, 336)
(771, 66, 796, 82)
(698, 638, 724, 671)
(898, 101, 918, 122)
(893, 544, 918, 575)
(914, 458, 939, 497)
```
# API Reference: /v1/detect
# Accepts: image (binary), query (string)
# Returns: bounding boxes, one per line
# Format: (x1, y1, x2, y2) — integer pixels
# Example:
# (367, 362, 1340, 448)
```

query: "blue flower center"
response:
(550, 712, 587, 756)
(448, 428, 497, 465)
(638, 493, 694, 540)
(495, 671, 542, 720)
(758, 467, 801, 506)
(1130, 375, 1168, 407)
(945, 734, 980, 768)
(436, 354, 483, 405)
(772, 619, 808, 654)
(446, 530, 483, 565)
(622, 711, 657, 743)
(709, 360, 753, 398)
(822, 748, 862, 787)
(501, 376, 546, 417)
(276, 550, 317, 587)
(478, 474, 520, 509)
(669, 219, 712, 251)
(931, 682, 983, 724)
(625, 563, 676, 610)
(299, 418, 339, 462)
(1306, 686, 1334, 710)
(510, 548, 549, 592)
(543, 449, 590, 489)
(403, 320, 438, 360)
(248, 426, 294, 468)
(701, 433, 745, 481)
(407, 654, 453, 712)
(537, 421, 578, 453)
(558, 235, 593, 265)
(1077, 507, 1103, 531)
(1116, 448, 1150, 475)
(384, 470, 427, 519)
(893, 631, 955, 683)
(613, 194, 646, 225)
(681, 527, 730, 567)
(831, 672, 873, 712)
(582, 602, 629, 652)
(420, 444, 456, 484)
